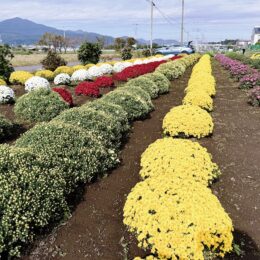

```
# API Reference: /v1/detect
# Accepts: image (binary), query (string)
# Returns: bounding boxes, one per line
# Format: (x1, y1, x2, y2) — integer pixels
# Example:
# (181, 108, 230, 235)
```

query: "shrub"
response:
(0, 144, 68, 256)
(142, 49, 152, 57)
(35, 70, 54, 81)
(0, 114, 13, 141)
(24, 76, 50, 92)
(0, 85, 15, 104)
(126, 76, 159, 99)
(102, 89, 152, 121)
(9, 71, 33, 85)
(123, 176, 233, 260)
(74, 82, 100, 97)
(71, 69, 91, 82)
(52, 87, 73, 106)
(95, 76, 114, 88)
(53, 106, 123, 149)
(84, 99, 130, 133)
(183, 90, 213, 111)
(54, 66, 73, 76)
(41, 50, 67, 71)
(140, 138, 220, 185)
(78, 42, 102, 65)
(239, 73, 260, 89)
(156, 60, 186, 80)
(16, 121, 115, 193)
(121, 47, 133, 60)
(0, 44, 14, 81)
(119, 85, 154, 110)
(0, 78, 6, 85)
(163, 105, 214, 138)
(87, 65, 104, 78)
(14, 88, 69, 123)
(54, 73, 71, 85)
(248, 86, 260, 106)
(142, 72, 170, 94)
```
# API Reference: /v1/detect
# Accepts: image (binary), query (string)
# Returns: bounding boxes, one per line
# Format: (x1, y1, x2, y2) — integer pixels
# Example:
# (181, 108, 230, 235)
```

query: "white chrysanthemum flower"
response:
(133, 59, 143, 65)
(0, 85, 15, 104)
(54, 73, 71, 85)
(25, 76, 50, 92)
(88, 66, 103, 78)
(99, 64, 113, 75)
(113, 62, 132, 73)
(71, 69, 91, 82)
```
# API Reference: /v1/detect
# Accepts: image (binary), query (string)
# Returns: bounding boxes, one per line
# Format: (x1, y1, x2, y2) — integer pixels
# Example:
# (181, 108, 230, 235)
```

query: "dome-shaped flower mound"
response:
(0, 86, 15, 104)
(113, 62, 132, 73)
(14, 88, 69, 123)
(35, 70, 54, 81)
(71, 69, 91, 82)
(54, 66, 74, 76)
(126, 76, 159, 99)
(183, 90, 213, 111)
(163, 105, 214, 138)
(140, 138, 220, 185)
(54, 73, 71, 85)
(72, 65, 85, 72)
(98, 63, 113, 75)
(9, 71, 33, 85)
(0, 78, 6, 85)
(87, 65, 103, 78)
(156, 60, 186, 80)
(143, 72, 170, 94)
(25, 76, 50, 92)
(124, 176, 233, 260)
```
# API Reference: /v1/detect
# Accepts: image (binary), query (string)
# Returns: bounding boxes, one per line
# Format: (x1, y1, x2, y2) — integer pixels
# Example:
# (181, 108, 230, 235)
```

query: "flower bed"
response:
(0, 54, 200, 256)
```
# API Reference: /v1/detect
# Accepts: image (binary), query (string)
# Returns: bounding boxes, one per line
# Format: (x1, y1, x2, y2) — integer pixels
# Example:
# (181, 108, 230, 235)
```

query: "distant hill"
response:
(0, 17, 179, 46)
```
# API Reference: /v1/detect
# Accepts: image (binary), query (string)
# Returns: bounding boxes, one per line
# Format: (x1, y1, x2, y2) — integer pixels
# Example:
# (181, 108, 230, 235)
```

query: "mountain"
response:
(0, 17, 115, 45)
(0, 17, 179, 46)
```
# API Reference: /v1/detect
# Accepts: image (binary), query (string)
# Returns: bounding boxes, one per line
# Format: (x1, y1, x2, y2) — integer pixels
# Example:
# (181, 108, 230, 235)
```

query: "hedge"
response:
(0, 114, 13, 141)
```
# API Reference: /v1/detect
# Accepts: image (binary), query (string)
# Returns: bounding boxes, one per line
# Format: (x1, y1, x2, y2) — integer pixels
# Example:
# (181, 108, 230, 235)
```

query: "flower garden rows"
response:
(0, 54, 200, 256)
(123, 55, 234, 260)
(0, 55, 182, 141)
(215, 54, 260, 106)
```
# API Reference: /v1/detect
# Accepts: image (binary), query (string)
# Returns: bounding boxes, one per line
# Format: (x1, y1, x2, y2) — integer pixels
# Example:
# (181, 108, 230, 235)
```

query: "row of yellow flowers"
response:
(8, 55, 164, 85)
(123, 54, 234, 260)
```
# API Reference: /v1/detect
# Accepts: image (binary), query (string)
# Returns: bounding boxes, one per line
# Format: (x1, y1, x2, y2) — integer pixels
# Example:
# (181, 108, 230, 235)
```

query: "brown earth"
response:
(17, 61, 260, 260)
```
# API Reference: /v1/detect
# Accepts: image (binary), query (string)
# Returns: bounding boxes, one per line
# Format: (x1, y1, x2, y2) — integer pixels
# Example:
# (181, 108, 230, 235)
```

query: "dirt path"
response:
(23, 68, 192, 260)
(22, 61, 260, 260)
(199, 61, 260, 259)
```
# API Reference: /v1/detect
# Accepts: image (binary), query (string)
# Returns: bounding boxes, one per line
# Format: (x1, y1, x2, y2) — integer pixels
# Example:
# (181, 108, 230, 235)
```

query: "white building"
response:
(251, 26, 260, 45)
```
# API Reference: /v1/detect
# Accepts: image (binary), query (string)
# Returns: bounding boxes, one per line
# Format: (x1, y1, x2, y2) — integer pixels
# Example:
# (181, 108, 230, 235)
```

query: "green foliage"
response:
(41, 50, 67, 71)
(0, 114, 13, 141)
(156, 60, 186, 80)
(53, 106, 122, 149)
(78, 41, 102, 65)
(226, 52, 260, 69)
(121, 47, 133, 60)
(14, 89, 69, 123)
(0, 144, 68, 256)
(102, 88, 153, 121)
(143, 72, 170, 94)
(126, 76, 159, 98)
(142, 49, 152, 57)
(84, 99, 130, 134)
(16, 122, 114, 193)
(0, 44, 14, 81)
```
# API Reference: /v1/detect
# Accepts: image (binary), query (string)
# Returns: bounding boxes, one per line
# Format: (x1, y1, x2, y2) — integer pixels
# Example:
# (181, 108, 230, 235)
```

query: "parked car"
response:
(155, 44, 194, 55)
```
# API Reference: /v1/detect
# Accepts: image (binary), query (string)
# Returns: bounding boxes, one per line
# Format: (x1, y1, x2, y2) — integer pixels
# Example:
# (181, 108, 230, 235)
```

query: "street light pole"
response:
(150, 0, 154, 54)
(181, 0, 184, 45)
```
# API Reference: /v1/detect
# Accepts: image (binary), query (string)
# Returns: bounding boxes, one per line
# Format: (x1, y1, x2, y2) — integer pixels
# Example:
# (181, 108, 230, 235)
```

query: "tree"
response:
(121, 47, 133, 60)
(0, 44, 14, 81)
(38, 33, 54, 50)
(114, 37, 126, 51)
(78, 42, 102, 65)
(41, 50, 67, 71)
(126, 37, 137, 47)
(96, 36, 105, 49)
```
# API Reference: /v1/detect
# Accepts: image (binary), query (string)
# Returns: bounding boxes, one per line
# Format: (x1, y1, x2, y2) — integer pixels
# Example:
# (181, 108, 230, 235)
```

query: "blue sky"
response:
(0, 0, 259, 41)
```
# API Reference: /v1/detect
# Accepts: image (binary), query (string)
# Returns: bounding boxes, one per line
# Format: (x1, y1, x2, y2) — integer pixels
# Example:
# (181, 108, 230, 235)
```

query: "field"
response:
(0, 53, 260, 259)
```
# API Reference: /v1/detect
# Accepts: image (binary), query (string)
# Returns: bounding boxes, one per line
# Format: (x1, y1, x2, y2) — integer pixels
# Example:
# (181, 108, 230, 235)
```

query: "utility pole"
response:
(150, 0, 154, 54)
(181, 0, 184, 45)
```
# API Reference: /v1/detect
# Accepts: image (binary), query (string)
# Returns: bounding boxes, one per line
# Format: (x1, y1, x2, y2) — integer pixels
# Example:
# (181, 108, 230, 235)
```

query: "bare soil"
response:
(16, 61, 260, 259)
